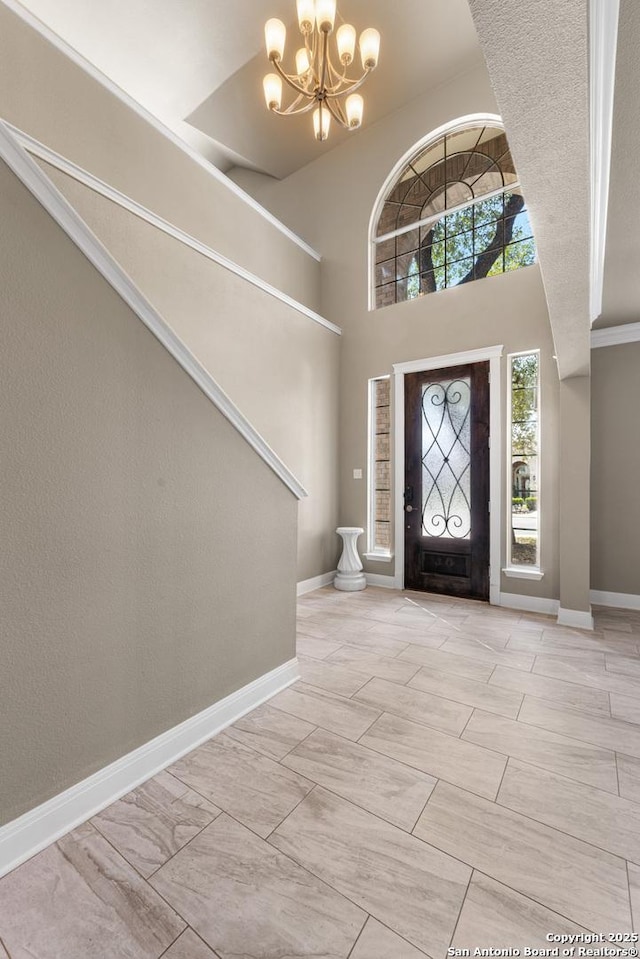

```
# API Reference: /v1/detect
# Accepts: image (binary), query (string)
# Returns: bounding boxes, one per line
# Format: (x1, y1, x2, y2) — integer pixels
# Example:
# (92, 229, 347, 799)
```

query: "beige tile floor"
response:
(3, 588, 640, 957)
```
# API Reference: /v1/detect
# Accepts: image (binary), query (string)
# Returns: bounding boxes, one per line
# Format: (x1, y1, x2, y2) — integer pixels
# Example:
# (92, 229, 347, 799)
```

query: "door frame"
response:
(392, 345, 503, 604)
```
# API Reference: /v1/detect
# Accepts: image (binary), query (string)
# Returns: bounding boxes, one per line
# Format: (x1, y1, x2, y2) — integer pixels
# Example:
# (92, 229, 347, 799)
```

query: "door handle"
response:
(405, 505, 414, 513)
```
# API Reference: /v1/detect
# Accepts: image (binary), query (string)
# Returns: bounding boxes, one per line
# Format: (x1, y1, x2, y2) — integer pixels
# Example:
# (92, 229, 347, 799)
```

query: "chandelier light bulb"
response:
(313, 106, 331, 141)
(262, 2, 380, 141)
(296, 0, 315, 33)
(346, 93, 363, 128)
(265, 18, 286, 61)
(296, 47, 310, 75)
(336, 23, 356, 64)
(359, 27, 380, 69)
(315, 0, 336, 32)
(263, 73, 283, 110)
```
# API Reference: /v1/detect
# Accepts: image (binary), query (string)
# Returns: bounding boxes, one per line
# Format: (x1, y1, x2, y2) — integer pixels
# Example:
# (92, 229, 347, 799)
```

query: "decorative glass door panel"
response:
(421, 377, 471, 539)
(405, 362, 490, 599)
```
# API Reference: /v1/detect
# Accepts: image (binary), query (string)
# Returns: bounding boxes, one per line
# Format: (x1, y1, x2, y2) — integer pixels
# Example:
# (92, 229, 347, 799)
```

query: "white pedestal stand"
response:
(334, 527, 366, 592)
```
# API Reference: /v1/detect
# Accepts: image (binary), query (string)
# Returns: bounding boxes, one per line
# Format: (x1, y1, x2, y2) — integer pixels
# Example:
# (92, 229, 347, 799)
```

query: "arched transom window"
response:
(372, 123, 536, 309)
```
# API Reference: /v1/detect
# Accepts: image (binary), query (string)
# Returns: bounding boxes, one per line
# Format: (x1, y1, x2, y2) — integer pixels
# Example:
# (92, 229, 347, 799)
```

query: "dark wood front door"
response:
(404, 362, 490, 600)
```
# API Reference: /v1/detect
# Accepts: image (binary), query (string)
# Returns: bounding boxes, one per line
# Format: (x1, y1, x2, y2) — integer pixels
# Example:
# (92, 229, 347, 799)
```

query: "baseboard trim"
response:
(297, 571, 336, 596)
(365, 573, 402, 589)
(496, 592, 560, 616)
(557, 606, 595, 630)
(0, 658, 299, 880)
(590, 589, 640, 611)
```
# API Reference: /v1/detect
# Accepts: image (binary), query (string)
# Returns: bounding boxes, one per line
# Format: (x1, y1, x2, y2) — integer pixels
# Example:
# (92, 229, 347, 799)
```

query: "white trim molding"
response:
(591, 589, 640, 611)
(591, 322, 640, 349)
(0, 121, 308, 501)
(393, 346, 503, 601)
(297, 571, 336, 596)
(589, 0, 621, 323)
(7, 123, 340, 338)
(502, 567, 545, 581)
(498, 592, 559, 617)
(0, 658, 299, 879)
(1, 0, 321, 263)
(557, 606, 595, 630)
(365, 573, 402, 589)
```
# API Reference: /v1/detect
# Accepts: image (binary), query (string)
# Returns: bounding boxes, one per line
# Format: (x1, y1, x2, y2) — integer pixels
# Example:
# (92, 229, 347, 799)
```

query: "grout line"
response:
(263, 784, 317, 843)
(89, 827, 192, 933)
(157, 928, 189, 959)
(447, 866, 475, 950)
(473, 868, 601, 937)
(277, 724, 321, 763)
(485, 665, 498, 686)
(345, 914, 369, 959)
(0, 936, 14, 959)
(457, 708, 477, 741)
(614, 751, 622, 798)
(410, 779, 439, 835)
(494, 755, 512, 802)
(410, 788, 607, 935)
(493, 765, 640, 870)
(627, 860, 637, 933)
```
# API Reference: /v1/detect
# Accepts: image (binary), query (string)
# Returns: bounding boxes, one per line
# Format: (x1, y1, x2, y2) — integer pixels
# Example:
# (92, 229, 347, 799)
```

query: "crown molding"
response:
(591, 321, 640, 348)
(589, 0, 621, 323)
(0, 120, 308, 500)
(1, 0, 321, 263)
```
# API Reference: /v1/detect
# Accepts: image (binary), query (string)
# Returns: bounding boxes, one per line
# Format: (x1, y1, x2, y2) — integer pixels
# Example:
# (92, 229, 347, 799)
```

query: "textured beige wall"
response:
(39, 161, 340, 582)
(558, 376, 591, 613)
(0, 160, 298, 826)
(591, 344, 640, 596)
(0, 3, 320, 312)
(233, 66, 561, 600)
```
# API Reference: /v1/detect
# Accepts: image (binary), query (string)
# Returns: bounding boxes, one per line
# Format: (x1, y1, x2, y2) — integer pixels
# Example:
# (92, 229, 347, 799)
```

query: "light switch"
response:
(353, 468, 363, 480)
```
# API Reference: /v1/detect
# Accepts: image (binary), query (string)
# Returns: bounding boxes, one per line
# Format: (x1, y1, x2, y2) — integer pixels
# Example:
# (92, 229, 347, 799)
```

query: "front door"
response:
(404, 362, 490, 599)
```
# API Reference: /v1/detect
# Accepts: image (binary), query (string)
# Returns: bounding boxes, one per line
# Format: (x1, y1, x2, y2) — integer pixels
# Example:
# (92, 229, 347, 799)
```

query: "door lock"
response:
(405, 504, 414, 513)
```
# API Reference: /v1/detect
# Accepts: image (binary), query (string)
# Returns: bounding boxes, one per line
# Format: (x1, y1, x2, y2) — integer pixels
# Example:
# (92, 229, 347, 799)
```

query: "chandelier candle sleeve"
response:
(263, 1, 380, 141)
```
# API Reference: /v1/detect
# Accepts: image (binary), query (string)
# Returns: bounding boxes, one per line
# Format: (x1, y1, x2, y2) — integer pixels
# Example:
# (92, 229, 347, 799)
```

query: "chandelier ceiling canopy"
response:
(262, 0, 381, 141)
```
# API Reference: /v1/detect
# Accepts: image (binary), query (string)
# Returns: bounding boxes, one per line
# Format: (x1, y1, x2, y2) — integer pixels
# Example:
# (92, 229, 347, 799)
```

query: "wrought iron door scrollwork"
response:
(421, 378, 471, 539)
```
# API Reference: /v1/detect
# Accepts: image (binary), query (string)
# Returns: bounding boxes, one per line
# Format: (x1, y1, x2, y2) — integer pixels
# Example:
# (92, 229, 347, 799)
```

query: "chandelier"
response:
(262, 0, 381, 142)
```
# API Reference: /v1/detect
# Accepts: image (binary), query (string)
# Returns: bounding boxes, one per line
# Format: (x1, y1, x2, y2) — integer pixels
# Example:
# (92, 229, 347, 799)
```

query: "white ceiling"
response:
(18, 0, 482, 177)
(15, 0, 635, 373)
(187, 0, 483, 178)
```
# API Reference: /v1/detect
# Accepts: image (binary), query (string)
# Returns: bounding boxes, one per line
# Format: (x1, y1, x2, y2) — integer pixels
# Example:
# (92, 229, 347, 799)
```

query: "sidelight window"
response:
(367, 376, 391, 556)
(508, 351, 540, 569)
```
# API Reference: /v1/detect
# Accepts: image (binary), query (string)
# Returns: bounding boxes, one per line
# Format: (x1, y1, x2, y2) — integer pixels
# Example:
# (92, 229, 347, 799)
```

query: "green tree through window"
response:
(373, 125, 537, 308)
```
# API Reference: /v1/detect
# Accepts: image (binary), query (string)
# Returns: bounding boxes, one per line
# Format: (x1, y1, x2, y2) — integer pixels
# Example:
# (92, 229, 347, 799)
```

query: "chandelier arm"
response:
(324, 68, 372, 98)
(325, 96, 349, 130)
(275, 96, 318, 116)
(324, 48, 345, 87)
(271, 57, 313, 98)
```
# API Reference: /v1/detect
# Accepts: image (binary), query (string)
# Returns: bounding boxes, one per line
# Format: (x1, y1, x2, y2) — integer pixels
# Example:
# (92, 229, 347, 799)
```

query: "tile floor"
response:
(3, 588, 640, 957)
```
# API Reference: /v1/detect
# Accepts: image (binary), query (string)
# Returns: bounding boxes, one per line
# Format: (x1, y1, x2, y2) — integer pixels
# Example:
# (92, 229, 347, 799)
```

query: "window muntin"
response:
(368, 376, 391, 555)
(373, 125, 536, 309)
(508, 352, 540, 568)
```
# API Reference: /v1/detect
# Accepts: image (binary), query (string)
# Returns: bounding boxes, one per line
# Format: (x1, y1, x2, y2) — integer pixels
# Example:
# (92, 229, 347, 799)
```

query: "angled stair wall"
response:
(0, 0, 321, 310)
(0, 152, 299, 844)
